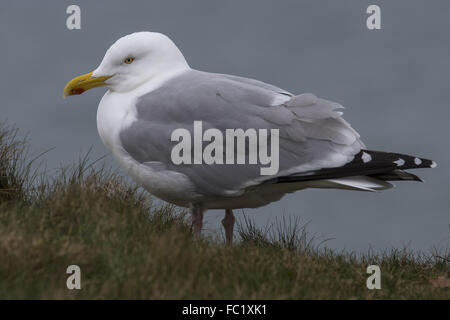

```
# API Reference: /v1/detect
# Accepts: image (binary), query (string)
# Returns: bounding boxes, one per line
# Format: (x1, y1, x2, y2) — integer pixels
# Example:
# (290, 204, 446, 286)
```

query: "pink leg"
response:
(222, 209, 235, 245)
(191, 204, 204, 240)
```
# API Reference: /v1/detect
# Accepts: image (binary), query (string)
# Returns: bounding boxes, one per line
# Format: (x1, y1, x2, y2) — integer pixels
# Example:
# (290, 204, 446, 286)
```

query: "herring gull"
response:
(63, 32, 436, 245)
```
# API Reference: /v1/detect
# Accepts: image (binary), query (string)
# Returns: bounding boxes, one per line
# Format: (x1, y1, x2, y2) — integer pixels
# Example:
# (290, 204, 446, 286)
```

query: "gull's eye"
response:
(124, 57, 135, 64)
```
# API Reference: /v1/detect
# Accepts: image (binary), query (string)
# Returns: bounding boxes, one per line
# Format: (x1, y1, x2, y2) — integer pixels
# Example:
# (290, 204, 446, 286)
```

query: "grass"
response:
(0, 124, 448, 299)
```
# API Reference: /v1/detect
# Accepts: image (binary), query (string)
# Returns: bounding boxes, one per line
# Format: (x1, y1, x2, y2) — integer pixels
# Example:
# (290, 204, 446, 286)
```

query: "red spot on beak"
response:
(71, 88, 85, 95)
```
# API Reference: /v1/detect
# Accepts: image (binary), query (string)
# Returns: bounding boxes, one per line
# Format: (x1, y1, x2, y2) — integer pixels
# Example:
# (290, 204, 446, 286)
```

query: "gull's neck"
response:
(117, 65, 191, 98)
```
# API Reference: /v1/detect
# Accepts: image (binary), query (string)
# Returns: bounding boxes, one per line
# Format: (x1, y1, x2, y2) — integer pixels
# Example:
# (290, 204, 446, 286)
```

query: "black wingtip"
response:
(264, 150, 435, 186)
(358, 150, 436, 170)
(370, 169, 423, 182)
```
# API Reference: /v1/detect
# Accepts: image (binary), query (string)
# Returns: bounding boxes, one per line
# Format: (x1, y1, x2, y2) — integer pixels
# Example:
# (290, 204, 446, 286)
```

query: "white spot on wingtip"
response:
(430, 161, 437, 168)
(394, 158, 405, 166)
(361, 152, 372, 163)
(414, 157, 422, 165)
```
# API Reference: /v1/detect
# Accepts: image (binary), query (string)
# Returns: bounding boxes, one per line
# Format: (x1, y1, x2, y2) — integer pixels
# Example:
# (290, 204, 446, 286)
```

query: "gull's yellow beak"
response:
(63, 72, 111, 98)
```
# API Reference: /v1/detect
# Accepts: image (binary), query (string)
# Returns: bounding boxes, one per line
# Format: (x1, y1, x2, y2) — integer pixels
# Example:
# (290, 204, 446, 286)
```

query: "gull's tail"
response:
(270, 150, 436, 192)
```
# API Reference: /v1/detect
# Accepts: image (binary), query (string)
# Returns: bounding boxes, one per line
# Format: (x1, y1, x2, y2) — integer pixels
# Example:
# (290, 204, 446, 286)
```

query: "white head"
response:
(63, 32, 189, 97)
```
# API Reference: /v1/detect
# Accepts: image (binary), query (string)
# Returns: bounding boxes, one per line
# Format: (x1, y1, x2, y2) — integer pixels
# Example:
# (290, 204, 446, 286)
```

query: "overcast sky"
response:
(1, 0, 448, 253)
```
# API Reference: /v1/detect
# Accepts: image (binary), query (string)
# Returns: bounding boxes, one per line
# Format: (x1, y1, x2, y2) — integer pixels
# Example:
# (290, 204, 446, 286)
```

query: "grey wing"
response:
(119, 70, 364, 196)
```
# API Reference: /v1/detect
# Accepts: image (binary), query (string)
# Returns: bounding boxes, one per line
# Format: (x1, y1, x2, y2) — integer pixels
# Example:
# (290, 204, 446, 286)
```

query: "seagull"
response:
(64, 32, 436, 245)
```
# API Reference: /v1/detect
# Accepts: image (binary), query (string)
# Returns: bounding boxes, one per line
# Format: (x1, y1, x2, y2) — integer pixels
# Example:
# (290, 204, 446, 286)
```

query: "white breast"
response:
(96, 90, 135, 151)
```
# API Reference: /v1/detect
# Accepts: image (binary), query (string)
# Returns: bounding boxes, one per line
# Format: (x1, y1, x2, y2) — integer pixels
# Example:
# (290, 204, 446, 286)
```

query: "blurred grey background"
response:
(0, 0, 448, 253)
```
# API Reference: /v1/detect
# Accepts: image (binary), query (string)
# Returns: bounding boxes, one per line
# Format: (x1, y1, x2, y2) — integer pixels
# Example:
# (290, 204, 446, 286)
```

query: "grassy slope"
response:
(0, 125, 448, 299)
